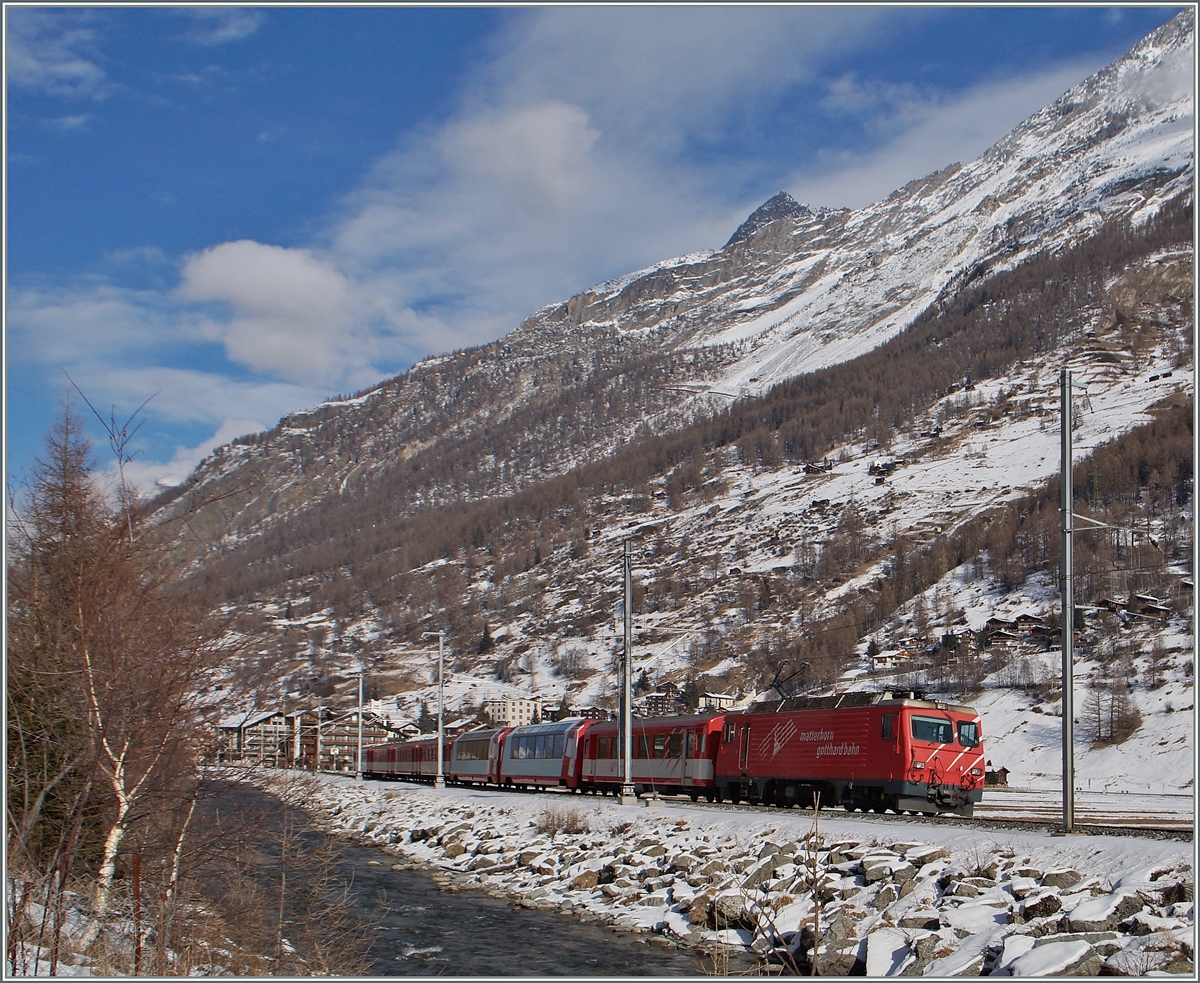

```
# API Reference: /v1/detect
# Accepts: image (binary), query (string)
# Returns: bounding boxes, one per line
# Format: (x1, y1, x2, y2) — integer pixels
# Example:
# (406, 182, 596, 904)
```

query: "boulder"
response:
(712, 891, 752, 929)
(898, 911, 941, 930)
(1009, 876, 1043, 900)
(1065, 892, 1144, 932)
(873, 884, 899, 911)
(1041, 868, 1082, 890)
(863, 859, 899, 883)
(904, 844, 951, 865)
(686, 892, 714, 927)
(962, 876, 997, 889)
(1010, 940, 1100, 976)
(570, 869, 599, 891)
(1021, 892, 1063, 920)
(742, 856, 780, 889)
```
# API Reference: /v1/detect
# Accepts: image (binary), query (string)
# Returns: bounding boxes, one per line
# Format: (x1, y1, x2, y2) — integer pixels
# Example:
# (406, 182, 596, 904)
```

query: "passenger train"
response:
(361, 693, 986, 816)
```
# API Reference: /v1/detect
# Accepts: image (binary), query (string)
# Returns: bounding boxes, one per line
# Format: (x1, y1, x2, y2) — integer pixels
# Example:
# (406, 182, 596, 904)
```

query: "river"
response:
(230, 783, 723, 976)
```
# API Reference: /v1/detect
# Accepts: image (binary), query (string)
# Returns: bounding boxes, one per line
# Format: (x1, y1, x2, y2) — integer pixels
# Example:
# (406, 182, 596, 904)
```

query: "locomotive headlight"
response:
(969, 768, 983, 776)
(912, 761, 925, 769)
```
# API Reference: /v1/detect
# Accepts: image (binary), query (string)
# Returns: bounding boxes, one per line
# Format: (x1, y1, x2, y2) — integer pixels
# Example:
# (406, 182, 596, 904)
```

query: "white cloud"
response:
(5, 9, 109, 98)
(481, 6, 896, 157)
(788, 59, 1111, 209)
(440, 102, 601, 213)
(48, 113, 93, 131)
(178, 8, 264, 46)
(176, 241, 373, 386)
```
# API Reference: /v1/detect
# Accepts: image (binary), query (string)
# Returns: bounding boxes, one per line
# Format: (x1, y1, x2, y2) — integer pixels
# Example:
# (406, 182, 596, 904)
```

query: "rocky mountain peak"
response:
(723, 191, 812, 249)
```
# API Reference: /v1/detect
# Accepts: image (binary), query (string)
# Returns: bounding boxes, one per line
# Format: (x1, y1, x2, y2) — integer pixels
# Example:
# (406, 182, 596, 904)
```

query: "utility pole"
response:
(356, 670, 364, 781)
(423, 631, 446, 789)
(620, 539, 637, 805)
(315, 705, 322, 773)
(1060, 369, 1075, 833)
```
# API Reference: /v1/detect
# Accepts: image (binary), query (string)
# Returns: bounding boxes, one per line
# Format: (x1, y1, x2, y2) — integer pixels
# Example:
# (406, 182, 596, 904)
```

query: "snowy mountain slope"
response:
(176, 15, 1191, 803)
(541, 8, 1194, 397)
(154, 10, 1193, 564)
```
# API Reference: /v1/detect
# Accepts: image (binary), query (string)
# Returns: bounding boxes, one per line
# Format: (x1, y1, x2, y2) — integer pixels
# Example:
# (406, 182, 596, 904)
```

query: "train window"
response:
(457, 739, 489, 761)
(881, 714, 895, 740)
(685, 731, 694, 757)
(552, 734, 564, 758)
(957, 721, 980, 748)
(668, 733, 682, 758)
(911, 715, 954, 744)
(636, 735, 649, 758)
(653, 735, 667, 758)
(723, 722, 737, 743)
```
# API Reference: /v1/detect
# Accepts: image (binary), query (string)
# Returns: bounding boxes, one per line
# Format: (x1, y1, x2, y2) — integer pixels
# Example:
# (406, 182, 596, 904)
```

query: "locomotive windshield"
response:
(956, 720, 981, 747)
(910, 715, 954, 744)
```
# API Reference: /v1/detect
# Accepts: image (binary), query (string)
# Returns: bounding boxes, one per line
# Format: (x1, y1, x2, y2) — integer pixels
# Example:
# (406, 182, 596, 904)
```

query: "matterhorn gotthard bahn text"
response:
(165, 8, 1194, 789)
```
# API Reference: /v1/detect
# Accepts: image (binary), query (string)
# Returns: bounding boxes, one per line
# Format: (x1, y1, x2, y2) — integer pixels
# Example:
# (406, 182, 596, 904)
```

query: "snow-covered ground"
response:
(262, 769, 1194, 977)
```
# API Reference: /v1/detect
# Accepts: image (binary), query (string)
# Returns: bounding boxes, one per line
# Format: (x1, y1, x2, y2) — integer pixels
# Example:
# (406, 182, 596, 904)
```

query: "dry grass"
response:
(533, 806, 590, 835)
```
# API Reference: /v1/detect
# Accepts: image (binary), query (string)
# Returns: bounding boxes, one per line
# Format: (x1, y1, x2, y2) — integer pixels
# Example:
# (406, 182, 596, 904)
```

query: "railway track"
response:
(516, 783, 1195, 841)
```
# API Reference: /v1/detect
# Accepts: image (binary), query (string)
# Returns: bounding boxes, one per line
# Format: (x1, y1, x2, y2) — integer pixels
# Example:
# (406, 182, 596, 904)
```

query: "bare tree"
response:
(7, 403, 232, 963)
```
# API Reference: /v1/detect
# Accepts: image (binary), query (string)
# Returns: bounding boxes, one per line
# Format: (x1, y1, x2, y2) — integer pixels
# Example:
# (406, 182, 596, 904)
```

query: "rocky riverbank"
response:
(263, 771, 1194, 976)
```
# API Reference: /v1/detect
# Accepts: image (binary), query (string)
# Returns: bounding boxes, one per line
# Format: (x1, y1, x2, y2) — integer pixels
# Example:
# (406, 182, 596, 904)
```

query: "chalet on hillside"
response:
(216, 707, 399, 770)
(570, 706, 610, 721)
(871, 649, 912, 671)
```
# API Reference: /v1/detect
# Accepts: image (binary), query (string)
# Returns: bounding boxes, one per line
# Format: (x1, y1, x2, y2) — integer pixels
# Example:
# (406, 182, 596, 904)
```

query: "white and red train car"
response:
(361, 694, 985, 816)
(579, 714, 724, 800)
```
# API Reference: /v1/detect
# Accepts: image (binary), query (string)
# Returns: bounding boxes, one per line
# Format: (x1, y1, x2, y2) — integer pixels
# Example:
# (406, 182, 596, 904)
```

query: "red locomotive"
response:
(713, 694, 985, 816)
(361, 692, 984, 816)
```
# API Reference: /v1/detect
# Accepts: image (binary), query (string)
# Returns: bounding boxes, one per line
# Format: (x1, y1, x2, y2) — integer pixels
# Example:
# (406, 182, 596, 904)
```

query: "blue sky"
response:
(5, 4, 1185, 496)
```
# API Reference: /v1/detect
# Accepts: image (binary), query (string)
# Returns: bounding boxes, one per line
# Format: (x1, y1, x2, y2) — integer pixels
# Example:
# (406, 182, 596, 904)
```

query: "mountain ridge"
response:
(156, 10, 1192, 574)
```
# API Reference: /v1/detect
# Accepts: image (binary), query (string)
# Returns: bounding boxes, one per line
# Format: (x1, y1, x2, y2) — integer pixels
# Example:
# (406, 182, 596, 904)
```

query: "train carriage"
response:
(448, 727, 510, 785)
(366, 735, 450, 782)
(715, 695, 985, 815)
(496, 717, 592, 789)
(581, 714, 725, 799)
(362, 740, 398, 778)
